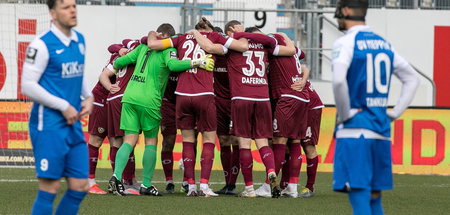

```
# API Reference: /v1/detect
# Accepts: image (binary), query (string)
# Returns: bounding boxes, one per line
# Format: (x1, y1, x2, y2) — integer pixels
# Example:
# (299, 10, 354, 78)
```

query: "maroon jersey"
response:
(268, 34, 309, 101)
(227, 33, 277, 100)
(106, 41, 140, 101)
(169, 32, 232, 95)
(162, 72, 179, 104)
(307, 83, 324, 110)
(213, 54, 230, 99)
(92, 54, 117, 98)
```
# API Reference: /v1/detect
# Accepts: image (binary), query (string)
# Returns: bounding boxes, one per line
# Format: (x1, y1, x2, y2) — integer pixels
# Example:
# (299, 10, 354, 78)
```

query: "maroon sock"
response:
(259, 146, 275, 174)
(200, 143, 215, 184)
(280, 153, 290, 189)
(88, 144, 99, 179)
(288, 142, 302, 185)
(182, 142, 196, 184)
(239, 148, 253, 186)
(109, 146, 119, 172)
(161, 151, 174, 181)
(306, 156, 318, 191)
(220, 146, 232, 184)
(229, 145, 240, 185)
(122, 150, 135, 183)
(273, 144, 287, 176)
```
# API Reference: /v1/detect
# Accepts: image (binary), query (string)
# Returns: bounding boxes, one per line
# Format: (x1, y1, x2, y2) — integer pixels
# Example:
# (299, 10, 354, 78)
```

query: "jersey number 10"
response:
(366, 52, 391, 94)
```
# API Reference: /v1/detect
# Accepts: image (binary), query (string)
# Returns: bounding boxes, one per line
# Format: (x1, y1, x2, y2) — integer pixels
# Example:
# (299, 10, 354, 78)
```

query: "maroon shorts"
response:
(273, 97, 309, 140)
(107, 97, 124, 137)
(88, 92, 108, 138)
(176, 95, 217, 132)
(230, 99, 272, 139)
(303, 108, 322, 145)
(160, 99, 177, 136)
(215, 97, 231, 136)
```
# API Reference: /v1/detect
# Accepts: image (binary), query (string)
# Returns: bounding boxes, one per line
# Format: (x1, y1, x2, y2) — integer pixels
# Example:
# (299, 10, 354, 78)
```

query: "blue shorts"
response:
(333, 136, 393, 192)
(29, 125, 88, 179)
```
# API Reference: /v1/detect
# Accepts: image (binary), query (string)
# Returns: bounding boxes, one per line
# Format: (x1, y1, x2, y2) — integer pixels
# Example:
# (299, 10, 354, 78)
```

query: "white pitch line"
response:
(0, 179, 263, 186)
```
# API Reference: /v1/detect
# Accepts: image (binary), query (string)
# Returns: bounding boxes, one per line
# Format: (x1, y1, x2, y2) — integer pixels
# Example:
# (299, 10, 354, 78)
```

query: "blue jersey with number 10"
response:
(342, 30, 394, 137)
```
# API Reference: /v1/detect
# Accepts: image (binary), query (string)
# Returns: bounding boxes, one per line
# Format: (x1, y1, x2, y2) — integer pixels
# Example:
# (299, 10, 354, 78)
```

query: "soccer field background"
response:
(1, 168, 449, 214)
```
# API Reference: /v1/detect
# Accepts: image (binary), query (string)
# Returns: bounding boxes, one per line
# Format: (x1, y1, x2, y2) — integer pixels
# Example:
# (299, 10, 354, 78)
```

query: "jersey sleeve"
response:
(234, 32, 277, 48)
(163, 48, 192, 72)
(21, 38, 69, 112)
(108, 43, 123, 54)
(331, 36, 354, 68)
(114, 43, 142, 69)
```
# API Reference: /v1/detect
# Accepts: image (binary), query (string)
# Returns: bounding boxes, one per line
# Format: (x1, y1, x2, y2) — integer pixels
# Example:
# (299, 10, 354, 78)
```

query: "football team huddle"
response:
(86, 17, 323, 198)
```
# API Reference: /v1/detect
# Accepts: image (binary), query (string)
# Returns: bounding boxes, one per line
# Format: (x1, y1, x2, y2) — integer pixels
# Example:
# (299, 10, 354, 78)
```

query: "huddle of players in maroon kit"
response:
(87, 17, 323, 198)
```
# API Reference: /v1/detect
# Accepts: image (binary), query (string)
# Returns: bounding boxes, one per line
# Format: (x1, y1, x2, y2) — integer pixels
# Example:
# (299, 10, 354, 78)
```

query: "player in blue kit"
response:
(21, 0, 93, 214)
(331, 0, 419, 214)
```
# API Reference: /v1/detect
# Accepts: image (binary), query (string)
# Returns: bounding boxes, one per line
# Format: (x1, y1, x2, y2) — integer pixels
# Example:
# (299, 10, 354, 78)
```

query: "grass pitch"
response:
(0, 168, 449, 214)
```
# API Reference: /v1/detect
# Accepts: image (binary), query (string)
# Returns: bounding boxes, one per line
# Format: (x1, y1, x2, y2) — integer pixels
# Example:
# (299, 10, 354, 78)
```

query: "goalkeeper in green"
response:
(108, 23, 215, 196)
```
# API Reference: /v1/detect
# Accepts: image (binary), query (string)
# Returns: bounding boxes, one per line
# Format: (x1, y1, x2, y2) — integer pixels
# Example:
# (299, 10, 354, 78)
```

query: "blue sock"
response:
(55, 189, 87, 215)
(348, 189, 371, 215)
(371, 195, 384, 215)
(31, 190, 56, 215)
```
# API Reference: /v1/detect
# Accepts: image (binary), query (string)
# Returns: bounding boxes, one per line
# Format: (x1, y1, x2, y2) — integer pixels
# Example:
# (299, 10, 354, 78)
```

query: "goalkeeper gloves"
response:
(191, 54, 215, 72)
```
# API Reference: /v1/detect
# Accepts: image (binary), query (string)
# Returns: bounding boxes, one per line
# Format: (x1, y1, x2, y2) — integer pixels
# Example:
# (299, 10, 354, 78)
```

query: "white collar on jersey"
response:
(346, 25, 371, 34)
(50, 23, 79, 47)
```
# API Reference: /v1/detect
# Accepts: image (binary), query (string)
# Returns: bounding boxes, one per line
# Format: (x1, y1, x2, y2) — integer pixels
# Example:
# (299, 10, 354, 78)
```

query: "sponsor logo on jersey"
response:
(214, 67, 227, 72)
(169, 51, 177, 59)
(56, 49, 64, 54)
(25, 47, 37, 64)
(61, 61, 84, 78)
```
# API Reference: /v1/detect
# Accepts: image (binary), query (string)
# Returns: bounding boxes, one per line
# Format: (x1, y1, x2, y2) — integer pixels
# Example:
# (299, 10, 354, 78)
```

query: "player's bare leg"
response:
(87, 134, 107, 194)
(161, 134, 176, 194)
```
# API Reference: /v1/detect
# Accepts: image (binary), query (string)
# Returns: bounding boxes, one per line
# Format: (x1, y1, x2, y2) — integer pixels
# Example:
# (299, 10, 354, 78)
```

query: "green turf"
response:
(0, 168, 449, 214)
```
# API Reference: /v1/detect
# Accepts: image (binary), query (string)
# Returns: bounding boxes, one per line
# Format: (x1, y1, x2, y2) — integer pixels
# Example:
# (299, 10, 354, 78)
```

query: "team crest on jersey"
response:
(25, 47, 37, 64)
(79, 43, 85, 55)
(98, 127, 105, 133)
(169, 51, 177, 59)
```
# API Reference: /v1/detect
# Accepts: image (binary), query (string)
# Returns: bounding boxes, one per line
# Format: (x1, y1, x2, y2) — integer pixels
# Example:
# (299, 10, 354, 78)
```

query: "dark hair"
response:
(342, 0, 368, 17)
(47, 0, 62, 9)
(195, 17, 214, 31)
(224, 20, 241, 34)
(157, 23, 176, 37)
(244, 27, 261, 33)
(213, 26, 223, 33)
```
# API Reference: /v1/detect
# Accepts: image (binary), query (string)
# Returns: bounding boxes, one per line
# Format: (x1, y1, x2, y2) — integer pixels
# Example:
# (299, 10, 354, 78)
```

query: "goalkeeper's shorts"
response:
(120, 102, 160, 138)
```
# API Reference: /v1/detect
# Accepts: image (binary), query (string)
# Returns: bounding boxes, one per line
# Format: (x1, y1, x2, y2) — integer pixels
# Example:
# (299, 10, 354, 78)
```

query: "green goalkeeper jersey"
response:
(114, 44, 191, 114)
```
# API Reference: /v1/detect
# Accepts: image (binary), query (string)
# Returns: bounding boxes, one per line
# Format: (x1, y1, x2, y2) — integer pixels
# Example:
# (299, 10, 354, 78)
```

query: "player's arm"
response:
(187, 29, 226, 54)
(108, 43, 122, 54)
(387, 50, 420, 121)
(163, 48, 215, 72)
(147, 31, 172, 50)
(99, 66, 119, 94)
(291, 66, 309, 92)
(114, 44, 142, 69)
(21, 39, 78, 124)
(275, 33, 296, 56)
(331, 39, 357, 124)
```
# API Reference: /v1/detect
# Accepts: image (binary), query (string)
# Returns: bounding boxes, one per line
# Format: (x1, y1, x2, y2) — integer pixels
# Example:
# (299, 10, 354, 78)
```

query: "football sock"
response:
(229, 145, 240, 185)
(280, 153, 290, 189)
(348, 189, 371, 215)
(371, 195, 384, 215)
(161, 151, 174, 181)
(182, 142, 196, 185)
(113, 142, 133, 181)
(31, 190, 56, 215)
(288, 142, 302, 184)
(239, 148, 253, 186)
(88, 144, 99, 179)
(55, 189, 87, 215)
(259, 146, 275, 174)
(142, 145, 157, 187)
(122, 150, 135, 183)
(273, 143, 287, 175)
(109, 146, 119, 171)
(306, 156, 318, 192)
(200, 142, 215, 184)
(220, 145, 232, 184)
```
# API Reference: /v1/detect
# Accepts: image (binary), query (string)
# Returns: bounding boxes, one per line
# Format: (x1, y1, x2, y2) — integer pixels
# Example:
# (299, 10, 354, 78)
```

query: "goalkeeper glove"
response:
(191, 54, 215, 72)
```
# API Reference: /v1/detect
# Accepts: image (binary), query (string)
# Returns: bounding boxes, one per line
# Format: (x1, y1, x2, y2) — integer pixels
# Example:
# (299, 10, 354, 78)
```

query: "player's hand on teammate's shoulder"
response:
(63, 105, 79, 125)
(79, 96, 94, 119)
